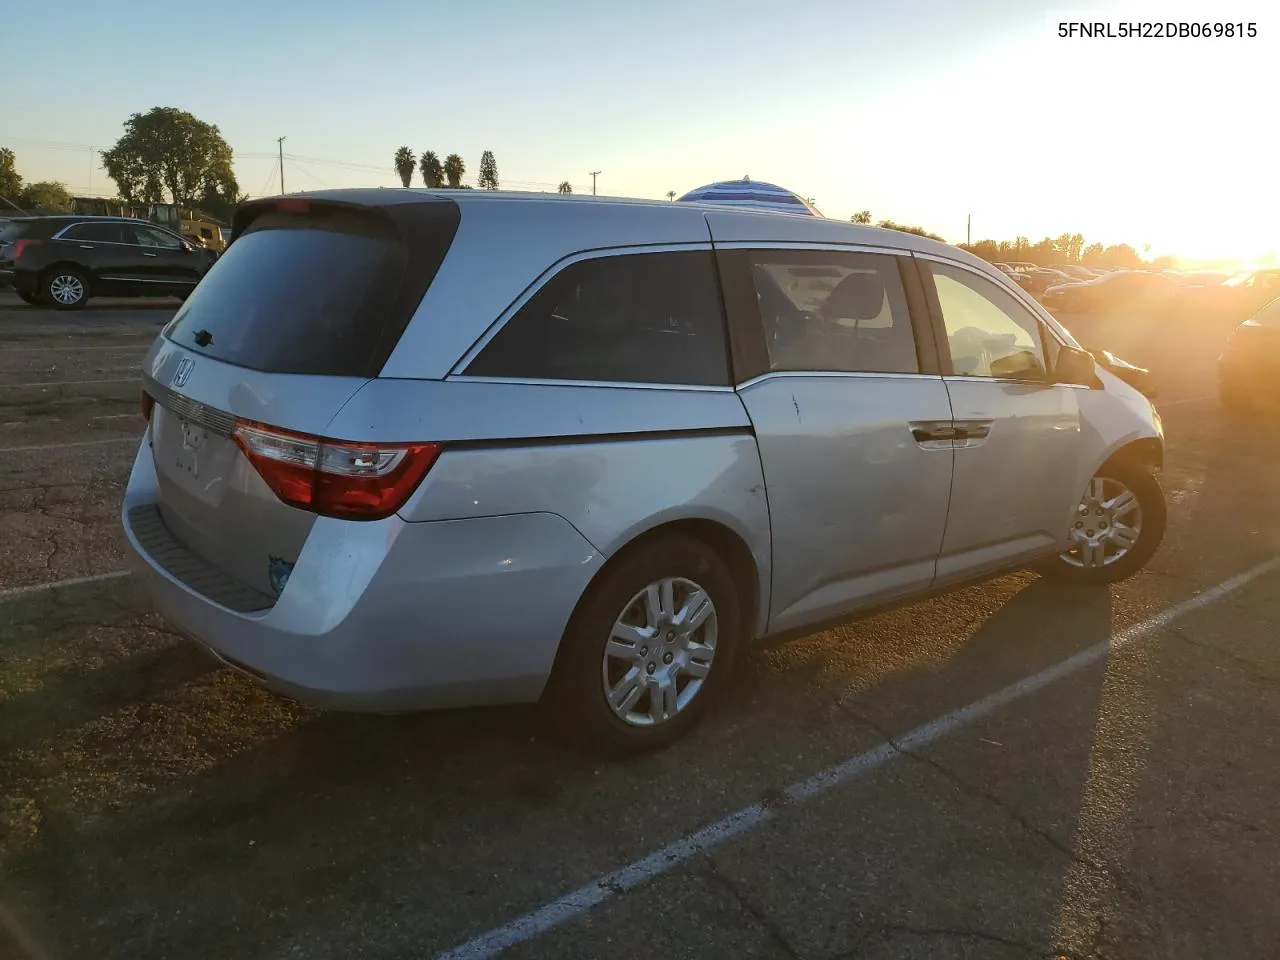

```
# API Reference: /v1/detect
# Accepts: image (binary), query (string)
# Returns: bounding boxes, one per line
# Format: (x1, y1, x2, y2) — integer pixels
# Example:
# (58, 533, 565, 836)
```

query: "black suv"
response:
(0, 215, 218, 310)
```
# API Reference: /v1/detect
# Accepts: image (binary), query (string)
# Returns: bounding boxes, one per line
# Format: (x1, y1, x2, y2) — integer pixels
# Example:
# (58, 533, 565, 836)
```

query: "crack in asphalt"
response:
(700, 852, 802, 959)
(836, 703, 1148, 908)
(1164, 625, 1280, 686)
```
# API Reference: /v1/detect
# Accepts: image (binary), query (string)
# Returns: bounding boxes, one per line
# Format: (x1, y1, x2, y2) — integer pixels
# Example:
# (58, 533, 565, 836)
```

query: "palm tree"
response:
(851, 210, 872, 224)
(557, 181, 572, 194)
(443, 153, 465, 188)
(419, 151, 444, 188)
(393, 147, 416, 188)
(666, 190, 676, 201)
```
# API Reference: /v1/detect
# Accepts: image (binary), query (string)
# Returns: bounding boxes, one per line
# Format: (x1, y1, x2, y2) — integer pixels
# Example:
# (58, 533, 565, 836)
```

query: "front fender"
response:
(1075, 368, 1164, 492)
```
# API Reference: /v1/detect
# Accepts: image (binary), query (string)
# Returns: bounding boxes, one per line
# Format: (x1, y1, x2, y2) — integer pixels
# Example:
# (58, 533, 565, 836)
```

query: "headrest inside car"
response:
(822, 271, 887, 321)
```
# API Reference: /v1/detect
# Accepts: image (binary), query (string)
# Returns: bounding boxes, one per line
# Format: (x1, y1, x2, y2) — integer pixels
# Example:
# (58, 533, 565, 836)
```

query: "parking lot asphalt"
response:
(2, 289, 1279, 960)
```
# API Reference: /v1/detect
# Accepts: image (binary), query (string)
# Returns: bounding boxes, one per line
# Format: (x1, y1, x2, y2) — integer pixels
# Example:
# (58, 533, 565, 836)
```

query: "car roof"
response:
(239, 187, 979, 265)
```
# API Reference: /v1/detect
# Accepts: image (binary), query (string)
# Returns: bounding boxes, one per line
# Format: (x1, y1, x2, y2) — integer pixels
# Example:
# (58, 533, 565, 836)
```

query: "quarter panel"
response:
(401, 434, 773, 636)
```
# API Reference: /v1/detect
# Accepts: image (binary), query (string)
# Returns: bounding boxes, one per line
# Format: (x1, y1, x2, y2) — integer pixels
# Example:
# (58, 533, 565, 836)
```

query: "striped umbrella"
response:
(677, 178, 822, 216)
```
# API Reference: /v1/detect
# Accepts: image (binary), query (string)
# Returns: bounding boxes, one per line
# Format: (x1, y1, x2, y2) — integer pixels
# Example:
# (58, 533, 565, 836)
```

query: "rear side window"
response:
(464, 251, 731, 386)
(165, 203, 457, 377)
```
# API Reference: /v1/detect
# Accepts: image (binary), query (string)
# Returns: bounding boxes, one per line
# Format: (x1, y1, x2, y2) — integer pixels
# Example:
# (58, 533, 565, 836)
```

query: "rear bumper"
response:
(121, 438, 604, 711)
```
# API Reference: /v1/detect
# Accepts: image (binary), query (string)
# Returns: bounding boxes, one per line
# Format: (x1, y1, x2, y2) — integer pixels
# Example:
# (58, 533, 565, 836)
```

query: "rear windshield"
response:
(164, 204, 452, 377)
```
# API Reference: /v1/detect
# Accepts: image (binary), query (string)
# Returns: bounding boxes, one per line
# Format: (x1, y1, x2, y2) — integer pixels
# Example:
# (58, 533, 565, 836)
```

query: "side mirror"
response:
(1054, 345, 1102, 388)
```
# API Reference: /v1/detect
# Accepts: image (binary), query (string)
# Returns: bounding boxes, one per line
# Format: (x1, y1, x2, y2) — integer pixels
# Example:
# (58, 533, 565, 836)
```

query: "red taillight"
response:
(274, 198, 310, 214)
(11, 238, 42, 259)
(141, 391, 155, 422)
(231, 420, 441, 521)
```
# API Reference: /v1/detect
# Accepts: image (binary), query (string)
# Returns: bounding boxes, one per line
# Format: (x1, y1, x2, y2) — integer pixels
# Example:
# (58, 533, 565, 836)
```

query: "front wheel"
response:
(543, 534, 741, 757)
(1038, 462, 1166, 585)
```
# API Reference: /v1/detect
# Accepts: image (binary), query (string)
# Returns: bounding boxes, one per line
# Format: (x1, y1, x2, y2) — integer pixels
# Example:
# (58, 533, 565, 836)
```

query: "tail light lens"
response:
(232, 420, 441, 521)
(141, 391, 155, 422)
(11, 238, 42, 260)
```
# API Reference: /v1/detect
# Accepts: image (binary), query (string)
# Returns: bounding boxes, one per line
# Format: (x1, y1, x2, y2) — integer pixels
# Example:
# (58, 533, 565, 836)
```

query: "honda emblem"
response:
(172, 357, 194, 388)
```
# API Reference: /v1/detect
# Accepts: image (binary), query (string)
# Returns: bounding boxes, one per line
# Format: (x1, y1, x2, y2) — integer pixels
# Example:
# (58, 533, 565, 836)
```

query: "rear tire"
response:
(43, 267, 90, 310)
(543, 534, 741, 757)
(1038, 461, 1166, 585)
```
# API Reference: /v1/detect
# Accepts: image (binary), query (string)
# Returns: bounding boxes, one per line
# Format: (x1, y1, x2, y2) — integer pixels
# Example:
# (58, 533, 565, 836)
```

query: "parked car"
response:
(0, 215, 216, 309)
(122, 189, 1166, 755)
(1218, 295, 1280, 410)
(1048, 264, 1098, 281)
(1041, 269, 1187, 313)
(993, 262, 1035, 292)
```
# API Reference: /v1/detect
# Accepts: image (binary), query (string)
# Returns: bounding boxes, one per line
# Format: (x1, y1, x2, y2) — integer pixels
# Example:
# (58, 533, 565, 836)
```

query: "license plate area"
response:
(175, 418, 209, 479)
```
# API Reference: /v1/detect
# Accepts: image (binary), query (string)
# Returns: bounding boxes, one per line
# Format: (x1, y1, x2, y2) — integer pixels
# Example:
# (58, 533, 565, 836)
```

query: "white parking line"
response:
(1159, 395, 1215, 408)
(439, 557, 1280, 960)
(90, 412, 138, 421)
(0, 377, 137, 389)
(0, 570, 132, 603)
(0, 437, 138, 453)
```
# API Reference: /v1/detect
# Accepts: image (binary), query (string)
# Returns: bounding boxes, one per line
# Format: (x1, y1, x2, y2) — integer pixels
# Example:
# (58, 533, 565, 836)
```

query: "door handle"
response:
(952, 419, 993, 448)
(79, 244, 95, 250)
(142, 252, 158, 257)
(909, 421, 957, 449)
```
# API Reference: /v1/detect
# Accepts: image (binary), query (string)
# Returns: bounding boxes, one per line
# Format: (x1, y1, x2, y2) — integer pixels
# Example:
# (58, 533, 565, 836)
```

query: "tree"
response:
(665, 190, 675, 201)
(0, 147, 22, 204)
(393, 146, 416, 188)
(419, 151, 444, 188)
(1080, 242, 1106, 265)
(876, 219, 945, 242)
(19, 181, 72, 213)
(198, 179, 243, 222)
(478, 150, 499, 190)
(100, 107, 239, 206)
(851, 209, 872, 224)
(443, 153, 465, 188)
(557, 181, 573, 194)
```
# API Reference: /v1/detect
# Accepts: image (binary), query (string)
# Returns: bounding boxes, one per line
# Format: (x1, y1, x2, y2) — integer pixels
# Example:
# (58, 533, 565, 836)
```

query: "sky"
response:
(3, 0, 1276, 263)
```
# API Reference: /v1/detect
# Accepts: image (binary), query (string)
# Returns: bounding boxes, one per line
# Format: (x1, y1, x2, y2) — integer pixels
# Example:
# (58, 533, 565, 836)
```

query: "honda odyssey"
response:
(122, 189, 1166, 755)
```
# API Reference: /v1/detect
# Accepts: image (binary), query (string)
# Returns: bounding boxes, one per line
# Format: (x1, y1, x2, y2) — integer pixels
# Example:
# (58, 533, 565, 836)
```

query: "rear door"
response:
(717, 244, 954, 633)
(140, 197, 461, 595)
(915, 255, 1082, 582)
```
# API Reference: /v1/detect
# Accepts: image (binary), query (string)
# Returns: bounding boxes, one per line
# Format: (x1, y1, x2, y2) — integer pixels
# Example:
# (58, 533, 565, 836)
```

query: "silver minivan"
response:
(122, 190, 1165, 754)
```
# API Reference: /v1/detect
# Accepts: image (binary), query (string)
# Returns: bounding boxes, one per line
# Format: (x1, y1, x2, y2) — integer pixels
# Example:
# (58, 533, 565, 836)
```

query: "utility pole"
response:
(966, 213, 971, 246)
(278, 137, 287, 194)
(589, 171, 601, 196)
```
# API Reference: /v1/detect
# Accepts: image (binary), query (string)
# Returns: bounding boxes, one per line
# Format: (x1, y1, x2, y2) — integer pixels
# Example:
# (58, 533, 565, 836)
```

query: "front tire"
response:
(43, 267, 90, 310)
(543, 534, 741, 757)
(1038, 462, 1166, 585)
